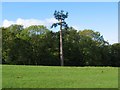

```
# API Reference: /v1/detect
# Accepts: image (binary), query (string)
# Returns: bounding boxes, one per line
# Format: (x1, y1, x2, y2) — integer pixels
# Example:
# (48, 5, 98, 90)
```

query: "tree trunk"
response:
(60, 19, 64, 66)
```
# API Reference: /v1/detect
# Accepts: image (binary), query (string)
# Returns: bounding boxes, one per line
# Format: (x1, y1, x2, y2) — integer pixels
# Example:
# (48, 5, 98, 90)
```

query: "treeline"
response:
(2, 25, 120, 66)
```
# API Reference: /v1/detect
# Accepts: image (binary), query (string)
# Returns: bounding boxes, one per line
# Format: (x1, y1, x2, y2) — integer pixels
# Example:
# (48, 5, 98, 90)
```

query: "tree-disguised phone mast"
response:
(51, 10, 68, 66)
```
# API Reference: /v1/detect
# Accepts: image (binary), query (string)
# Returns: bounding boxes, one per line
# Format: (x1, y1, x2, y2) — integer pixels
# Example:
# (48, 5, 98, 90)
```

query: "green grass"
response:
(2, 65, 118, 88)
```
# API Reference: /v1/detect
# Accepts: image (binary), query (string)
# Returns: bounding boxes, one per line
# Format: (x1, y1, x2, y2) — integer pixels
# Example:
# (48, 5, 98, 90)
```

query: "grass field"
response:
(2, 65, 118, 88)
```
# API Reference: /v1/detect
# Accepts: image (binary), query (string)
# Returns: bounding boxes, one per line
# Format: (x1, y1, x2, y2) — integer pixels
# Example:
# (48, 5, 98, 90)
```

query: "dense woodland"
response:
(1, 25, 120, 66)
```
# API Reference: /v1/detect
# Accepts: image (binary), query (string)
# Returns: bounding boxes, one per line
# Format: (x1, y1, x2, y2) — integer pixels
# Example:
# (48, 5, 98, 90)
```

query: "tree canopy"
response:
(2, 25, 120, 66)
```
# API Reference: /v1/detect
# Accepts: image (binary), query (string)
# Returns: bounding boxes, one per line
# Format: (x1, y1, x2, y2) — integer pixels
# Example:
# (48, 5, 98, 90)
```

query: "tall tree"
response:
(51, 10, 68, 66)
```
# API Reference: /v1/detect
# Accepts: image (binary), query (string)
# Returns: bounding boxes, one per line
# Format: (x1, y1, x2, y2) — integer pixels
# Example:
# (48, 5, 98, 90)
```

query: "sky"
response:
(2, 2, 118, 44)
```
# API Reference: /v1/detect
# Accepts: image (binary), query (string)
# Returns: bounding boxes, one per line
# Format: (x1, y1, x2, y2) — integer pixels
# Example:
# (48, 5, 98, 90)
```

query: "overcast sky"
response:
(2, 2, 118, 44)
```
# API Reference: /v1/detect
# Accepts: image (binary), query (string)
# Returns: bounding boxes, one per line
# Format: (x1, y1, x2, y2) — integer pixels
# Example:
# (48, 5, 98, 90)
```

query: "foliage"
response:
(51, 10, 68, 29)
(2, 25, 120, 66)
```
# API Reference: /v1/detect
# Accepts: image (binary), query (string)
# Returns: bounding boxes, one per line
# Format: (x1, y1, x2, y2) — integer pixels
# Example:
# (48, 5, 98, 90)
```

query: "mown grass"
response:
(2, 65, 118, 88)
